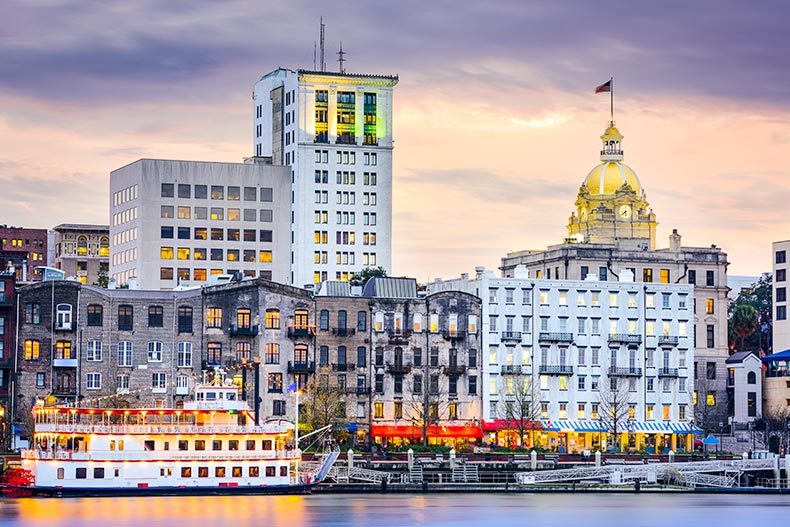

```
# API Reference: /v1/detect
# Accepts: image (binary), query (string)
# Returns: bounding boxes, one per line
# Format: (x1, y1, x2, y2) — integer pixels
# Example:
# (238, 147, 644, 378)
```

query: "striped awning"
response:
(539, 420, 701, 434)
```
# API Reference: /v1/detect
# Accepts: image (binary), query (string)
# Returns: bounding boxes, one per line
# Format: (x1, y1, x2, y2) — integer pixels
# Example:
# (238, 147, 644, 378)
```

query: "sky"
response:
(1, 0, 788, 282)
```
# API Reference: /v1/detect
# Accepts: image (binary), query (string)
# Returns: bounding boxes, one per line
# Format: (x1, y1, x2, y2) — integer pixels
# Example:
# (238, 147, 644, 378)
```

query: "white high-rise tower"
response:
(253, 68, 398, 287)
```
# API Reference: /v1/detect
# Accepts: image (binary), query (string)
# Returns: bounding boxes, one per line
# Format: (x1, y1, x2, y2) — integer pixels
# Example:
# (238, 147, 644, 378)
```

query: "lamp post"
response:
(718, 421, 724, 455)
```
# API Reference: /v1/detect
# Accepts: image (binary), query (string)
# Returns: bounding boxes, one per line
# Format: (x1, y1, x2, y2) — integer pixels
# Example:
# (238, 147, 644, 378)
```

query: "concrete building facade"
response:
(431, 266, 697, 451)
(109, 158, 292, 290)
(253, 68, 398, 287)
(53, 224, 110, 285)
(501, 121, 730, 431)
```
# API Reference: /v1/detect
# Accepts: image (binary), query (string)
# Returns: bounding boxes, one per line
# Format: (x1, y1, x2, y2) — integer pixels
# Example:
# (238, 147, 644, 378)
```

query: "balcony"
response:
(332, 363, 356, 372)
(54, 323, 73, 331)
(501, 331, 523, 341)
(52, 387, 77, 397)
(538, 332, 574, 343)
(229, 324, 259, 337)
(608, 334, 642, 344)
(287, 361, 316, 373)
(53, 358, 78, 368)
(386, 363, 412, 374)
(501, 365, 523, 375)
(346, 386, 371, 395)
(287, 325, 315, 338)
(608, 366, 643, 377)
(332, 327, 357, 337)
(388, 329, 412, 344)
(442, 330, 467, 341)
(443, 365, 467, 376)
(175, 386, 190, 396)
(538, 365, 574, 375)
(657, 367, 679, 377)
(658, 335, 679, 347)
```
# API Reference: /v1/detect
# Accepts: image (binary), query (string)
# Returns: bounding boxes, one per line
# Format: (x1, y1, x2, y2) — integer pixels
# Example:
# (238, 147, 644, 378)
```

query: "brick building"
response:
(0, 271, 15, 450)
(0, 225, 48, 282)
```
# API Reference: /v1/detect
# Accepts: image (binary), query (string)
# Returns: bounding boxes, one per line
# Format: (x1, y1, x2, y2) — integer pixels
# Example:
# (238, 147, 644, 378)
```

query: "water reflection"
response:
(2, 493, 790, 527)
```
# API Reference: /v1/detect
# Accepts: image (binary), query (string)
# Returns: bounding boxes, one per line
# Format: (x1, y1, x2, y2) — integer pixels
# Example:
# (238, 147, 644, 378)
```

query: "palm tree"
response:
(731, 304, 758, 352)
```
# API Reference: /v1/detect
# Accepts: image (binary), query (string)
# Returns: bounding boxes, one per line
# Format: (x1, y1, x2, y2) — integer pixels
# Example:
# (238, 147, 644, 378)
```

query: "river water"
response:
(1, 493, 789, 526)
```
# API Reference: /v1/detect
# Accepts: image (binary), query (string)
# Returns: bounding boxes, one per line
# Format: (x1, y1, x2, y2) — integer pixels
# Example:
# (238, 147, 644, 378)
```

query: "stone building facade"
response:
(0, 225, 48, 282)
(501, 121, 730, 428)
(314, 283, 373, 445)
(53, 224, 110, 285)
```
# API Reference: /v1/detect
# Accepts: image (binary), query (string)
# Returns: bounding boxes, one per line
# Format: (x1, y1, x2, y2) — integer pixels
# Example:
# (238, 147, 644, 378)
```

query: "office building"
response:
(53, 224, 110, 285)
(109, 158, 291, 289)
(253, 68, 398, 287)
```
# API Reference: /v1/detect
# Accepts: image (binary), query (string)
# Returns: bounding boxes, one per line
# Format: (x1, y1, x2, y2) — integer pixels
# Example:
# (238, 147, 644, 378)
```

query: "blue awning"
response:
(539, 420, 701, 434)
(763, 349, 790, 363)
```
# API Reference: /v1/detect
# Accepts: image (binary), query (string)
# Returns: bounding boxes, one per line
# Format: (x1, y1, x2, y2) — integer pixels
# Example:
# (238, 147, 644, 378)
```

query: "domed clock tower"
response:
(566, 122, 658, 249)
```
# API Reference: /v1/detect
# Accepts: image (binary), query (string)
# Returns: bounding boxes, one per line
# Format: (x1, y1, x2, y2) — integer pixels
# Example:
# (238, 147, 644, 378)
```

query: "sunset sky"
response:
(2, 0, 788, 282)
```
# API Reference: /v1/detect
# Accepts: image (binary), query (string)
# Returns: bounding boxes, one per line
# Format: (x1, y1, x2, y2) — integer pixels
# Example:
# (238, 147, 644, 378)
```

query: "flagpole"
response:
(610, 76, 614, 122)
(295, 388, 300, 449)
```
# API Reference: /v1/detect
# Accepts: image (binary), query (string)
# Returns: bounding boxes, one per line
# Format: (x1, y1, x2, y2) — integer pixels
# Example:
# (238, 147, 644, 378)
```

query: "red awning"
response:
(371, 424, 483, 439)
(482, 419, 542, 432)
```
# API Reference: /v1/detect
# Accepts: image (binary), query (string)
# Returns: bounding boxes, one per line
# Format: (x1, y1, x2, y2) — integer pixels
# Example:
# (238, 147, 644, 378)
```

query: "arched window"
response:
(99, 237, 110, 257)
(77, 236, 88, 256)
(56, 303, 72, 330)
(747, 371, 757, 384)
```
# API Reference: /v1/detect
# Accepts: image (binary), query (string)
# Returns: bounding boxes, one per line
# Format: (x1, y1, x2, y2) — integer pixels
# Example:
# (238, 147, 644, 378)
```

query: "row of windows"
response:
(62, 464, 287, 481)
(160, 268, 273, 282)
(112, 227, 138, 248)
(161, 227, 273, 242)
(112, 184, 138, 207)
(112, 247, 137, 267)
(313, 150, 378, 166)
(161, 206, 274, 222)
(159, 247, 273, 263)
(371, 374, 477, 399)
(490, 287, 690, 309)
(372, 312, 479, 334)
(161, 184, 273, 202)
(533, 266, 718, 286)
(313, 171, 378, 186)
(112, 207, 138, 227)
(489, 315, 690, 336)
(486, 346, 686, 368)
(372, 400, 462, 420)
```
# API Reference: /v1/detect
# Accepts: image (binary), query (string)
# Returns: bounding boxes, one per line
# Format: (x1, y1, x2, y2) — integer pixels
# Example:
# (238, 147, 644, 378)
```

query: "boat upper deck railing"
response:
(33, 423, 292, 435)
(22, 448, 300, 462)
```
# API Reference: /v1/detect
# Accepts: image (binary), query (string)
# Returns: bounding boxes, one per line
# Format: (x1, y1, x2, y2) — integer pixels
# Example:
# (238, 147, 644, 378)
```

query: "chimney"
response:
(475, 266, 485, 280)
(513, 265, 529, 279)
(669, 229, 681, 253)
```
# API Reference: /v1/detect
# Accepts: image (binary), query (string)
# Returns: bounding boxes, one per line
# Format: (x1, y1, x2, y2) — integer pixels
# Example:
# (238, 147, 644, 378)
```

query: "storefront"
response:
(370, 422, 483, 448)
(483, 419, 699, 453)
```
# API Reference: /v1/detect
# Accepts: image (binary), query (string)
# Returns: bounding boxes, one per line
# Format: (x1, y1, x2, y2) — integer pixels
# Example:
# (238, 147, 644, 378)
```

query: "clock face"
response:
(618, 205, 632, 219)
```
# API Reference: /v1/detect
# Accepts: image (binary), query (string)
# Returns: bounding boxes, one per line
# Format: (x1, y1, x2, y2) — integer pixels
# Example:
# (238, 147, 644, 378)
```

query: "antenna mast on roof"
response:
(319, 17, 326, 72)
(313, 40, 317, 70)
(337, 41, 346, 73)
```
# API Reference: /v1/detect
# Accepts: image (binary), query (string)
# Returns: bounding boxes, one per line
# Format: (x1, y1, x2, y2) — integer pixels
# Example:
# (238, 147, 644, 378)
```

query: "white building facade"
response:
(253, 68, 398, 288)
(109, 159, 291, 289)
(431, 266, 697, 453)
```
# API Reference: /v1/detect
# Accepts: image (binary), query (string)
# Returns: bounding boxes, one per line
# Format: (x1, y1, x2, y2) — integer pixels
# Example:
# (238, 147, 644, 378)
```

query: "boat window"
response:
(195, 440, 205, 451)
(265, 466, 276, 477)
(232, 467, 243, 477)
(215, 467, 226, 477)
(76, 468, 87, 479)
(280, 466, 288, 476)
(57, 468, 64, 480)
(227, 392, 236, 401)
(144, 440, 155, 451)
(181, 467, 191, 478)
(163, 442, 170, 451)
(118, 440, 124, 451)
(94, 468, 105, 479)
(212, 440, 222, 451)
(229, 440, 239, 451)
(178, 440, 188, 451)
(206, 392, 217, 400)
(262, 440, 272, 450)
(198, 467, 209, 478)
(109, 440, 116, 451)
(246, 440, 256, 451)
(114, 468, 120, 477)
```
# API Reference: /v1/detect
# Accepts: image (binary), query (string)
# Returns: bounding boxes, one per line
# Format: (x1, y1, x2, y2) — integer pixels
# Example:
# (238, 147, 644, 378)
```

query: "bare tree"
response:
(597, 378, 631, 452)
(302, 366, 349, 442)
(754, 405, 790, 453)
(693, 376, 728, 437)
(497, 374, 541, 448)
(407, 371, 450, 446)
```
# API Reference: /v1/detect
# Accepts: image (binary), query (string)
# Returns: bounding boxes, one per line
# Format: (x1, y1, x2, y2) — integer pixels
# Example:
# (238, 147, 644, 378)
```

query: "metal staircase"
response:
(328, 465, 393, 484)
(452, 462, 479, 483)
(409, 463, 424, 483)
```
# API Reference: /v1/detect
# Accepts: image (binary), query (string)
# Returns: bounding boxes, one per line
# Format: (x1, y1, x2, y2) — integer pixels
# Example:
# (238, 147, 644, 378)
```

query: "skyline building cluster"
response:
(0, 59, 784, 454)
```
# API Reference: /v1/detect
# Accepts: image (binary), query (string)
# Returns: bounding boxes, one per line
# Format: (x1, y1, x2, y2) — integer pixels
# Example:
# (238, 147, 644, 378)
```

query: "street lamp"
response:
(718, 421, 724, 455)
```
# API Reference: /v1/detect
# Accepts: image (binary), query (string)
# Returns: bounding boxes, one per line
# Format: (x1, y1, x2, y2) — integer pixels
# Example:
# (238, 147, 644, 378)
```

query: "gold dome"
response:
(583, 161, 641, 195)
